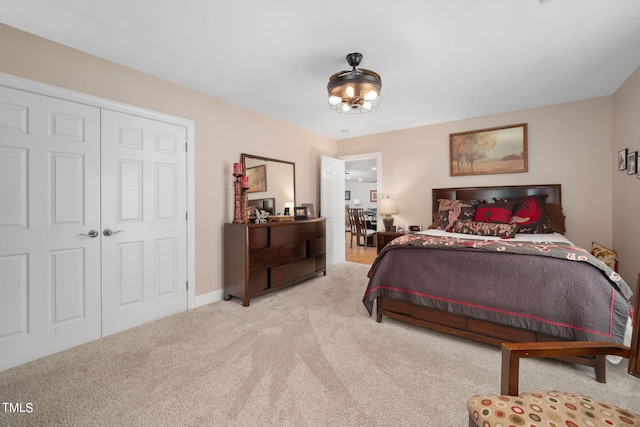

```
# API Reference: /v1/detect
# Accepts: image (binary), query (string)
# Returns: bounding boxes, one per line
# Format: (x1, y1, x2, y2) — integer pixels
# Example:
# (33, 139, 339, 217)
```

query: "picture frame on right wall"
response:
(627, 151, 638, 175)
(618, 148, 628, 171)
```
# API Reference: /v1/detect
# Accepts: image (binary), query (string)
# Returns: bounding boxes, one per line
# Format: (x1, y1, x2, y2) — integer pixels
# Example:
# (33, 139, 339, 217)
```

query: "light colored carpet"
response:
(0, 262, 638, 426)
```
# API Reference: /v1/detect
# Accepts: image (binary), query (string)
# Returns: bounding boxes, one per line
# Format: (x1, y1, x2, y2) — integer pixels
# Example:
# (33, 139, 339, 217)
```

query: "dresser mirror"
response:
(241, 153, 295, 216)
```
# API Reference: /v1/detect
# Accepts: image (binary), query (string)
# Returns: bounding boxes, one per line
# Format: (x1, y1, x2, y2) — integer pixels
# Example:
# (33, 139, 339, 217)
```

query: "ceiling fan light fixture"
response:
(327, 52, 382, 114)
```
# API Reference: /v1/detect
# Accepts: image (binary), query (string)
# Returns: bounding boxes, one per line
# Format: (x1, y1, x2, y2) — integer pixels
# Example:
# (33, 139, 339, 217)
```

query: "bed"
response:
(363, 184, 633, 380)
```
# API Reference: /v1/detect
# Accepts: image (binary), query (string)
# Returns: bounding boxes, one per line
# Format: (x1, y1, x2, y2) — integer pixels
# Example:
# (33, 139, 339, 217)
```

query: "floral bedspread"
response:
(370, 234, 632, 300)
(363, 234, 632, 343)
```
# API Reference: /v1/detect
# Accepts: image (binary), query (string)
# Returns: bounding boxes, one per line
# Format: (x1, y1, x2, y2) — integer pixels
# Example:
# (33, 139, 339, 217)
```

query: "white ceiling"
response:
(2, 0, 640, 141)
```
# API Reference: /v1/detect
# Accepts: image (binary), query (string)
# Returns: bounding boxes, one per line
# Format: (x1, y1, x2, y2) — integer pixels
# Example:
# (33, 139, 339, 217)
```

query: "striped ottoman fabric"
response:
(467, 391, 639, 426)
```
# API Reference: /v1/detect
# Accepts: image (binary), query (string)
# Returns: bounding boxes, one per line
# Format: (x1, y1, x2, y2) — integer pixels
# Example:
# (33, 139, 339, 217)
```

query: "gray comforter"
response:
(363, 234, 632, 343)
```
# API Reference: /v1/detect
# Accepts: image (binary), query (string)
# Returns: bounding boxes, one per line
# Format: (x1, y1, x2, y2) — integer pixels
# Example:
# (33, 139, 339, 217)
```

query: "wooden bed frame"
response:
(375, 184, 611, 382)
(429, 183, 561, 210)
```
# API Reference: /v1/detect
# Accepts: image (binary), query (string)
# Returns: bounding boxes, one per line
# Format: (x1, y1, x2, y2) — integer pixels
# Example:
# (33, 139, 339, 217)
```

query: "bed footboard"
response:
(376, 296, 607, 382)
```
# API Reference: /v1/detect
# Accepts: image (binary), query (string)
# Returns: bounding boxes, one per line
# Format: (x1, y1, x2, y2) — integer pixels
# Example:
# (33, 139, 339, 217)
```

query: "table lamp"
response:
(379, 197, 398, 232)
(283, 201, 295, 216)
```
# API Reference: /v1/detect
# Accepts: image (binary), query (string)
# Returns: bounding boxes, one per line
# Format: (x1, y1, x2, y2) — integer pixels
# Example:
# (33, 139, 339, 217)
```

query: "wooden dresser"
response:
(224, 218, 326, 306)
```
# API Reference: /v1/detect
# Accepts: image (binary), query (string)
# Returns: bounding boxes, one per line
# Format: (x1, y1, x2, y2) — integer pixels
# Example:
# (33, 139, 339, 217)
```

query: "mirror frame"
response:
(241, 153, 296, 212)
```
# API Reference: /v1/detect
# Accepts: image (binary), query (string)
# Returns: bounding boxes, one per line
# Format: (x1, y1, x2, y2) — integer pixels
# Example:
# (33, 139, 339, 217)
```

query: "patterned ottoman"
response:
(467, 391, 639, 427)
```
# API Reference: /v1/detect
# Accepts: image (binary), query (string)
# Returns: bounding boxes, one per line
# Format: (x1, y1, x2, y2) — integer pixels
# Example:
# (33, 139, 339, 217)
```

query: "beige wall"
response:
(613, 66, 640, 297)
(2, 22, 637, 300)
(0, 24, 337, 298)
(338, 97, 615, 254)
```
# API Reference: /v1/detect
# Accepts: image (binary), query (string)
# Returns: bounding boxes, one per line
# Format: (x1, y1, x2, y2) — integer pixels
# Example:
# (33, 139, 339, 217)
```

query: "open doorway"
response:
(341, 153, 381, 264)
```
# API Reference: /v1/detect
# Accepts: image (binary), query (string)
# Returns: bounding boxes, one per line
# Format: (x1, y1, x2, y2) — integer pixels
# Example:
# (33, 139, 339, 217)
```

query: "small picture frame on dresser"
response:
(396, 225, 406, 232)
(409, 225, 422, 232)
(301, 203, 315, 218)
(294, 207, 308, 220)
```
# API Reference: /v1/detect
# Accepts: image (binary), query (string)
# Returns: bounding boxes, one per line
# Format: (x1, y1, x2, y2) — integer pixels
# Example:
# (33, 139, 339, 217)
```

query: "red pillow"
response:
(473, 202, 515, 224)
(510, 195, 552, 234)
(493, 195, 552, 234)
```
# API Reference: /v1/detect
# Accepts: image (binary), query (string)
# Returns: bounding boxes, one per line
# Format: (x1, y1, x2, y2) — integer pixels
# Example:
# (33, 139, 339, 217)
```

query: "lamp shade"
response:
(284, 201, 295, 215)
(379, 197, 398, 215)
(353, 198, 361, 206)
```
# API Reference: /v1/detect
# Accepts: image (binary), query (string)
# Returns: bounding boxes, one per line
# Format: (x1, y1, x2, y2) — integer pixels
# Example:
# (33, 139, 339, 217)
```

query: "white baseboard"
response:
(193, 289, 224, 308)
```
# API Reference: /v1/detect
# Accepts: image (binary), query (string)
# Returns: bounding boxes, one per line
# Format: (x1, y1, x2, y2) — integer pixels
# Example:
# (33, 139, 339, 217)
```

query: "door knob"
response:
(103, 229, 123, 237)
(79, 229, 99, 238)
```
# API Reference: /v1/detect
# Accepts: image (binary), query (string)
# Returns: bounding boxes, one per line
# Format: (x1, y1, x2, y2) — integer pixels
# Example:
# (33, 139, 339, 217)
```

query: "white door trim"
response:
(0, 72, 197, 309)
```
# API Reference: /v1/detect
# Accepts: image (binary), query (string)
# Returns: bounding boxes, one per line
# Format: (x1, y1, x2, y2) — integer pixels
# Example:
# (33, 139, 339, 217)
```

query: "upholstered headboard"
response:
(432, 184, 561, 214)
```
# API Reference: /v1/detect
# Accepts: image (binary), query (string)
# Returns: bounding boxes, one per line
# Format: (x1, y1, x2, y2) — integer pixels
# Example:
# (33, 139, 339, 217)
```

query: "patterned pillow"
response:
(452, 220, 518, 238)
(473, 202, 516, 224)
(435, 199, 483, 231)
(591, 241, 618, 271)
(495, 195, 552, 234)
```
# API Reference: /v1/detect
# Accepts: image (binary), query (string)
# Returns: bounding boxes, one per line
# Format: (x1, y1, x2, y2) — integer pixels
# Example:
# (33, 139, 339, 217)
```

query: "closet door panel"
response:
(101, 110, 187, 336)
(0, 86, 101, 372)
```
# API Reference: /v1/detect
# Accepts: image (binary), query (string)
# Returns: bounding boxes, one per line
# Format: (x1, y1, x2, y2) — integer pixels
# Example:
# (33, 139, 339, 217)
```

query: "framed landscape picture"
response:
(246, 165, 267, 193)
(450, 123, 528, 176)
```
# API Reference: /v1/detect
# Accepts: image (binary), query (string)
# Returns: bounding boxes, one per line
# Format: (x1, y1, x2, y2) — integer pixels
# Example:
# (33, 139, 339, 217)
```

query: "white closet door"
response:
(0, 86, 102, 371)
(100, 110, 187, 336)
